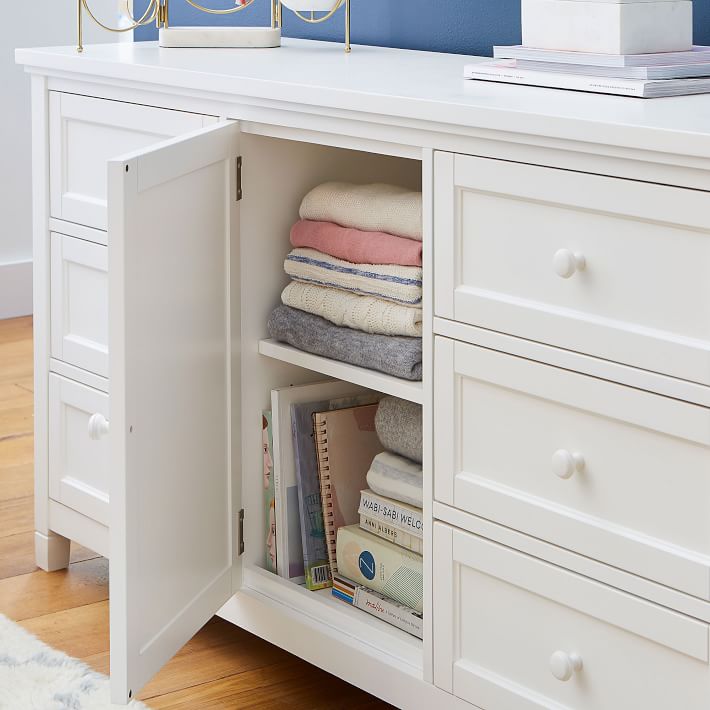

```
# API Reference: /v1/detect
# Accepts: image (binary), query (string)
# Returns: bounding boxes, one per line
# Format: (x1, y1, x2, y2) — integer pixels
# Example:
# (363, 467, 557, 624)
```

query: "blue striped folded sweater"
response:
(284, 248, 422, 306)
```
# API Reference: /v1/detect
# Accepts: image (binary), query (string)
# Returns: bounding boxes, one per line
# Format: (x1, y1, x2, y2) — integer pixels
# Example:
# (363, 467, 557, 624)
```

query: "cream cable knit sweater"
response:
(299, 182, 423, 241)
(282, 281, 423, 337)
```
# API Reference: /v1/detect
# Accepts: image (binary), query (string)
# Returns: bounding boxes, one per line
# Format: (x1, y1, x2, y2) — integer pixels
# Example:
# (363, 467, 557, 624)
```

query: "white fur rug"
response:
(0, 614, 149, 710)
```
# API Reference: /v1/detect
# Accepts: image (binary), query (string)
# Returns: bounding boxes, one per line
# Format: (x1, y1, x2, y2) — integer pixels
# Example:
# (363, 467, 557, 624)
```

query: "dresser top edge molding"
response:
(16, 38, 710, 166)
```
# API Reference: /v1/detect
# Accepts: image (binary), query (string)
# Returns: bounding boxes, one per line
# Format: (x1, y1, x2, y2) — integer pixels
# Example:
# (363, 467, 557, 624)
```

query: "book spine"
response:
(292, 403, 331, 591)
(271, 408, 286, 579)
(272, 393, 305, 584)
(332, 575, 423, 639)
(263, 411, 277, 574)
(359, 514, 423, 554)
(314, 415, 338, 582)
(358, 491, 423, 538)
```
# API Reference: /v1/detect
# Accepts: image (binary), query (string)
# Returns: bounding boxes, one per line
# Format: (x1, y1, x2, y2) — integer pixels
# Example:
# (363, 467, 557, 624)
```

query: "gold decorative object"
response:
(77, 0, 352, 53)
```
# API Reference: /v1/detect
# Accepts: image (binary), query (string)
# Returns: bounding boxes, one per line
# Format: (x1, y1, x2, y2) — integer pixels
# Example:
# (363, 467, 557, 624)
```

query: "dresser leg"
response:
(35, 530, 71, 571)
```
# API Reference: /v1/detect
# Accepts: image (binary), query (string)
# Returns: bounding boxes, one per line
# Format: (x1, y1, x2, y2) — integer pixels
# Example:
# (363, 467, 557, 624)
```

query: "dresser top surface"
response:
(16, 38, 710, 158)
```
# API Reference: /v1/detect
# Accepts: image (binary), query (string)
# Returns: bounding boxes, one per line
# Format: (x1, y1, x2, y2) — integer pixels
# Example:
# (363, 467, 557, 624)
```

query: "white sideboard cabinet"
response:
(16, 39, 710, 708)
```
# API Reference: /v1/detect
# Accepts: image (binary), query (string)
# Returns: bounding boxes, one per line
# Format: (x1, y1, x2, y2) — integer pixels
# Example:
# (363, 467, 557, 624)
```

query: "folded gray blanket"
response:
(267, 305, 422, 381)
(375, 396, 423, 463)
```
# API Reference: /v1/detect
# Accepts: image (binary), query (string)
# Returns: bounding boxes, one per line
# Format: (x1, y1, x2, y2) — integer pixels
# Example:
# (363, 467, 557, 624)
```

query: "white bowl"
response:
(279, 0, 341, 12)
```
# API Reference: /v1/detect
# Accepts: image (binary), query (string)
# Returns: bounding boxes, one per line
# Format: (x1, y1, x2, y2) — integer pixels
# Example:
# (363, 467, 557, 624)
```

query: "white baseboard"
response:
(0, 260, 32, 319)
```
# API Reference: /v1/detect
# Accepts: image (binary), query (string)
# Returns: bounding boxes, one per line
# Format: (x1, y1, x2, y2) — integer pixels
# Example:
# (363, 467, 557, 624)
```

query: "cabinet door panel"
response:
(108, 120, 240, 703)
(50, 93, 213, 232)
(50, 233, 109, 377)
(48, 373, 110, 525)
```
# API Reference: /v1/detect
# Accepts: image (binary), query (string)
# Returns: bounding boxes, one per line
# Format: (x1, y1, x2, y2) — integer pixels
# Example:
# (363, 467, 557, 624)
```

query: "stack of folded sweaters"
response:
(267, 181, 424, 381)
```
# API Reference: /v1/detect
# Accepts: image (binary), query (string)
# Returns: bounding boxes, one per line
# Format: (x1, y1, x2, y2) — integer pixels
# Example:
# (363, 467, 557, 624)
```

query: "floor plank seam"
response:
(141, 658, 303, 703)
(0, 494, 34, 507)
(12, 598, 109, 626)
(0, 432, 33, 444)
(139, 660, 288, 702)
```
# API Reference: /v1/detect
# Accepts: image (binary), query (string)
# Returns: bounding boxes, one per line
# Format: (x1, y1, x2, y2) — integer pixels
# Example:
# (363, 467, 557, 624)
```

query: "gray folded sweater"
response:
(375, 396, 423, 463)
(267, 305, 422, 381)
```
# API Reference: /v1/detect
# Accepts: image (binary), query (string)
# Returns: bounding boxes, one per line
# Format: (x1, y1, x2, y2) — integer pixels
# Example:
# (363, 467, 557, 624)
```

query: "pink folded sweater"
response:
(290, 220, 422, 267)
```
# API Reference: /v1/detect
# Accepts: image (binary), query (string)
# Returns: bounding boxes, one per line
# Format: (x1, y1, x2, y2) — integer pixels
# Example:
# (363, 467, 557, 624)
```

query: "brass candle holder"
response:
(76, 0, 352, 53)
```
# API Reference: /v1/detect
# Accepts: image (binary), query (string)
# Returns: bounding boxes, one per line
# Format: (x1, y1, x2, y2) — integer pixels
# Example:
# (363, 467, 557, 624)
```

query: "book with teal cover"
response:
(262, 411, 277, 573)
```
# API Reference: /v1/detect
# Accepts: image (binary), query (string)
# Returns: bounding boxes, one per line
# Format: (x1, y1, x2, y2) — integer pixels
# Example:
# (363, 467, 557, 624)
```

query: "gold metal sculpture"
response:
(77, 0, 351, 53)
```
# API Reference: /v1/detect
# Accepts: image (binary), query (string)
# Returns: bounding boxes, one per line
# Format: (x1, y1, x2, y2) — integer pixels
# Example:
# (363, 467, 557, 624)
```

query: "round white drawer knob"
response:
(88, 413, 110, 440)
(552, 449, 585, 479)
(553, 249, 586, 279)
(550, 651, 583, 682)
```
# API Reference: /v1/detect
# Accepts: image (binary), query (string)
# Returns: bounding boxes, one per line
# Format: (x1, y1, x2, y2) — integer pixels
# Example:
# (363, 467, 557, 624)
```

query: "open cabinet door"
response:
(107, 121, 240, 703)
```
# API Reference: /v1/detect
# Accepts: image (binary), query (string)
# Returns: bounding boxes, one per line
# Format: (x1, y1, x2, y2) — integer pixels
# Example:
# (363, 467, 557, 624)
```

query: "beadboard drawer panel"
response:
(49, 374, 110, 527)
(49, 92, 214, 232)
(434, 336, 710, 600)
(51, 233, 108, 377)
(433, 523, 710, 709)
(433, 151, 710, 385)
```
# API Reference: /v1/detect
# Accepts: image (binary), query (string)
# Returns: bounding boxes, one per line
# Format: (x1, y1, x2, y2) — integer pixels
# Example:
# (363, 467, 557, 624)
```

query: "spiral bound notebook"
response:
(313, 403, 384, 578)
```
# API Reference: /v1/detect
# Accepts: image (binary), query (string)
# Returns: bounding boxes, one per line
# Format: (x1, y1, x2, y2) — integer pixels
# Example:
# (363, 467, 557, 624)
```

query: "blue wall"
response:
(135, 0, 710, 57)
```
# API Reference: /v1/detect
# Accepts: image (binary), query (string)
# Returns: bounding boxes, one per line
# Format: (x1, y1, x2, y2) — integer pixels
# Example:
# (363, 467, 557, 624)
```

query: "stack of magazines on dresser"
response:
(263, 390, 424, 639)
(464, 45, 710, 98)
(463, 0, 710, 98)
(267, 181, 423, 382)
(334, 396, 424, 639)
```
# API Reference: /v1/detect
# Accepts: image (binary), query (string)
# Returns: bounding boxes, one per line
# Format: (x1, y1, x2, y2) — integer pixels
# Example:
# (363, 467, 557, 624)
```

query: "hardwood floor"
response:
(0, 316, 390, 709)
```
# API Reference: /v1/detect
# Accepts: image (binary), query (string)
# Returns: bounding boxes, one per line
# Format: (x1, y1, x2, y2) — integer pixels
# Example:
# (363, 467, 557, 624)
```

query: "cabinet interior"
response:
(237, 133, 425, 656)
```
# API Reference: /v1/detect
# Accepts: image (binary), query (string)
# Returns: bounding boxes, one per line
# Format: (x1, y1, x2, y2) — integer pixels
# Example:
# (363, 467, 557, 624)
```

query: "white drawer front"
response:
(49, 374, 110, 527)
(434, 152, 710, 385)
(49, 93, 212, 232)
(51, 233, 108, 377)
(435, 336, 710, 600)
(434, 523, 710, 710)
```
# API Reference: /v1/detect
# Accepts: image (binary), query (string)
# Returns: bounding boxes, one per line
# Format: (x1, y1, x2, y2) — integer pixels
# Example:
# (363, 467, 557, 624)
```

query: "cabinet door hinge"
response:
(235, 156, 243, 202)
(238, 508, 245, 556)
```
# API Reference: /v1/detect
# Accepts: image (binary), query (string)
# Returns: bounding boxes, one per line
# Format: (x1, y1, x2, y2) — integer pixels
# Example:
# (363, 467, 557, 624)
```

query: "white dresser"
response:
(16, 38, 710, 708)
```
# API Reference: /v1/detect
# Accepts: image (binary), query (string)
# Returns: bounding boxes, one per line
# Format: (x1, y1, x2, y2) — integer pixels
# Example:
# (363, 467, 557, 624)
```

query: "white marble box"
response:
(522, 0, 693, 54)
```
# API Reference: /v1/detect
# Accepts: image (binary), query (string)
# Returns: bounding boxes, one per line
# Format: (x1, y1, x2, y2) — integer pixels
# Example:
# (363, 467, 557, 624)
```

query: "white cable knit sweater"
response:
(299, 182, 423, 241)
(282, 281, 423, 337)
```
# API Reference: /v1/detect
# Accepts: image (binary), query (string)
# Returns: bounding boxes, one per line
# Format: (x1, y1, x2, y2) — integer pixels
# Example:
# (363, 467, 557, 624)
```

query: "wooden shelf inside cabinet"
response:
(258, 339, 424, 404)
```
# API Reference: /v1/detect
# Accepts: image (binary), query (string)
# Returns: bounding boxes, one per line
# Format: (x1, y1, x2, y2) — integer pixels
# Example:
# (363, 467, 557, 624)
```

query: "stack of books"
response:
(332, 490, 424, 639)
(464, 45, 710, 98)
(265, 385, 425, 638)
(267, 381, 381, 590)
